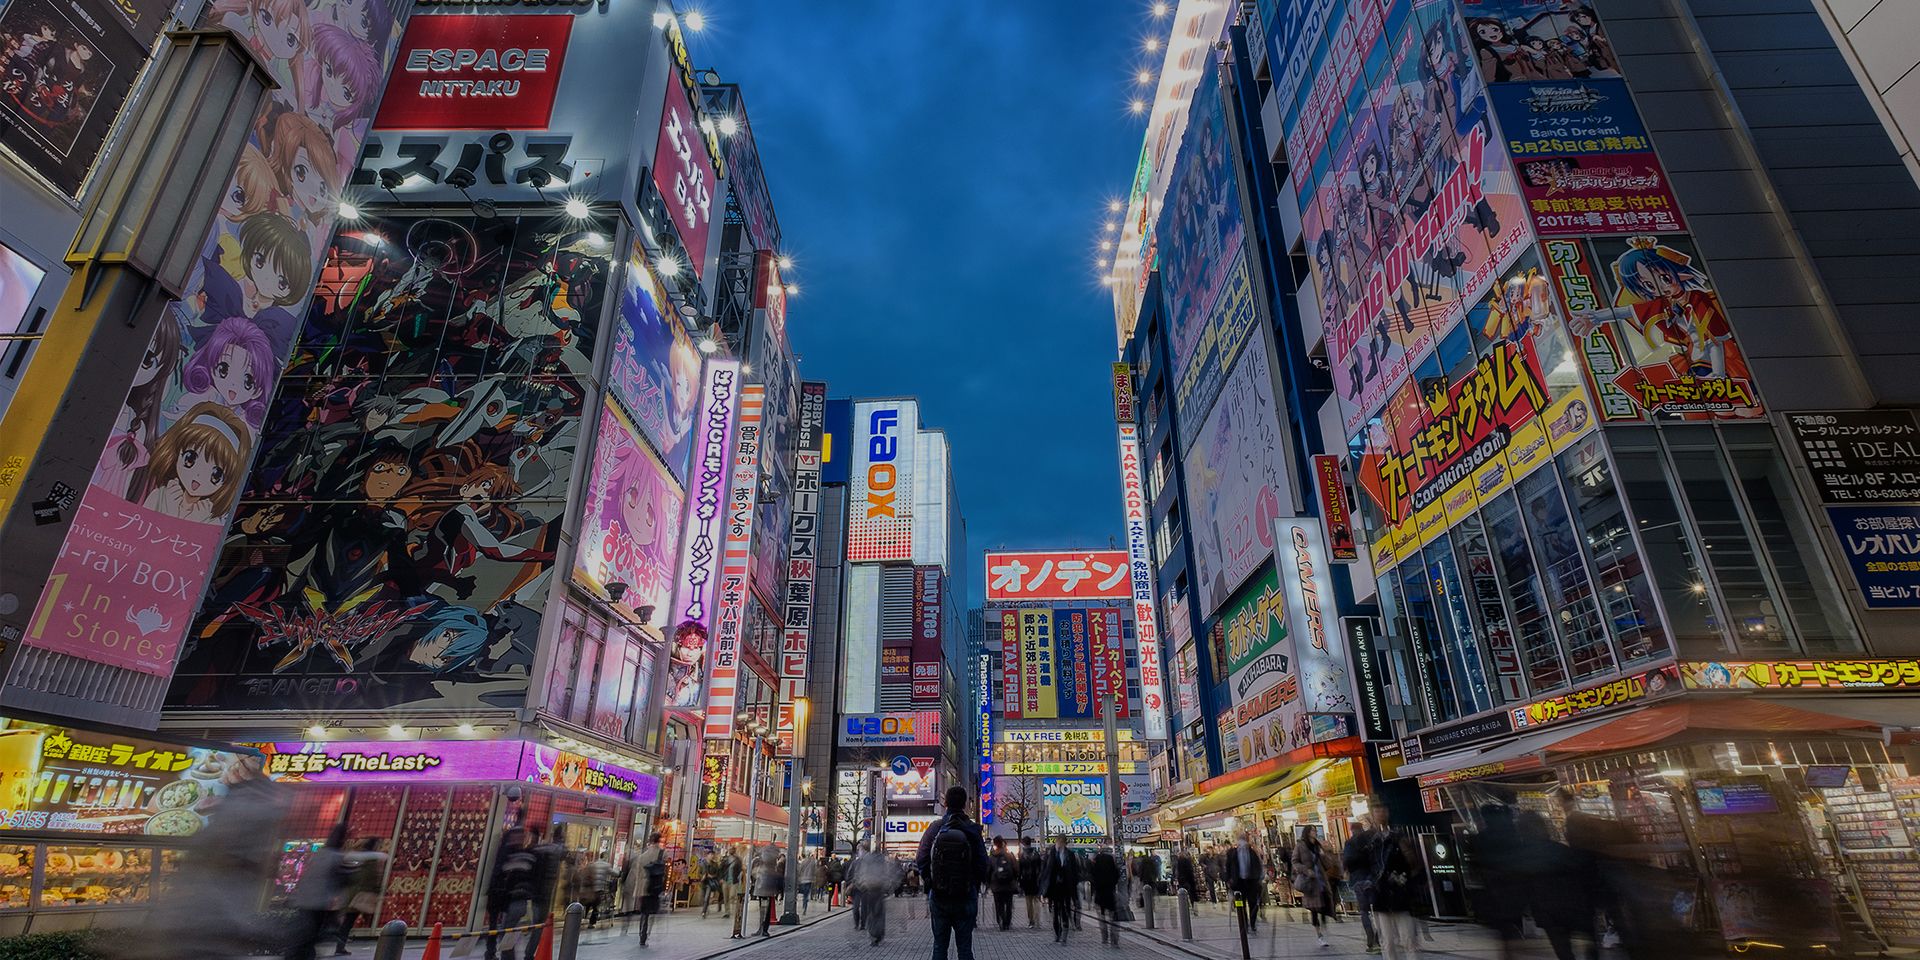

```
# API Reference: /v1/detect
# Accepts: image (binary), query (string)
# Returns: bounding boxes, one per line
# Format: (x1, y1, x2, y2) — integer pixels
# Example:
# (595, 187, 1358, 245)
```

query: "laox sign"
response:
(865, 409, 901, 518)
(847, 716, 918, 737)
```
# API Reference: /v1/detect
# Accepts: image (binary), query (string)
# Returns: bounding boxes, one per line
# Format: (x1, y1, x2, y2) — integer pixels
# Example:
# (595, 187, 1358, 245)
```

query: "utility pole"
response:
(781, 697, 810, 924)
(1102, 692, 1122, 848)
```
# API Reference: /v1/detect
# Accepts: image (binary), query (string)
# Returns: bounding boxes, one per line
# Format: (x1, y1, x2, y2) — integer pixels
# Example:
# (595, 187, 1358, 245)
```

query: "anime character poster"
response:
(574, 399, 684, 637)
(1183, 335, 1290, 618)
(1458, 0, 1619, 84)
(1543, 234, 1763, 421)
(1297, 0, 1531, 439)
(166, 211, 610, 712)
(608, 243, 700, 484)
(23, 0, 404, 682)
(1488, 78, 1685, 237)
(0, 0, 168, 195)
(1157, 50, 1256, 442)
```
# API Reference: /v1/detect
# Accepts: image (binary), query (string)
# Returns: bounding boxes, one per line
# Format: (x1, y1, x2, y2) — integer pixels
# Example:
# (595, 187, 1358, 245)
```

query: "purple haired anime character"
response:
(305, 24, 380, 138)
(178, 315, 278, 427)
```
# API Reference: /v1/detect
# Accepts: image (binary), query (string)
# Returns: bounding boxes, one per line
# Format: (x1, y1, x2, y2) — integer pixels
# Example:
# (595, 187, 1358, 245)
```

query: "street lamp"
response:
(780, 696, 810, 924)
(732, 712, 772, 939)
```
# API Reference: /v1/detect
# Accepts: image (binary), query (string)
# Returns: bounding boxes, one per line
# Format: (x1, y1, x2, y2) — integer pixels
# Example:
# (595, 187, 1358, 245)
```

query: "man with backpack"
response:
(916, 786, 991, 960)
(987, 838, 1019, 930)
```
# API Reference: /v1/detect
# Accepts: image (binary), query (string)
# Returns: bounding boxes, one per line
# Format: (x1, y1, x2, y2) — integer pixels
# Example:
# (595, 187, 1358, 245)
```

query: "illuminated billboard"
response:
(667, 359, 740, 710)
(985, 550, 1132, 602)
(573, 400, 684, 635)
(842, 564, 880, 714)
(1184, 338, 1291, 618)
(849, 400, 917, 561)
(1117, 422, 1170, 739)
(702, 384, 766, 739)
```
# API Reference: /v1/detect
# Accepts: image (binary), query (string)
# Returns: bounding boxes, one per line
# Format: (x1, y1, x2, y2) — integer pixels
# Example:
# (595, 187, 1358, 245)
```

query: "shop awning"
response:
(1401, 716, 1619, 784)
(1544, 698, 1879, 761)
(1177, 772, 1292, 823)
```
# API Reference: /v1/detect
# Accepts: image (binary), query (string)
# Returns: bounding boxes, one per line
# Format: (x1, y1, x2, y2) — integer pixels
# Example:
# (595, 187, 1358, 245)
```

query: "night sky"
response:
(694, 2, 1148, 603)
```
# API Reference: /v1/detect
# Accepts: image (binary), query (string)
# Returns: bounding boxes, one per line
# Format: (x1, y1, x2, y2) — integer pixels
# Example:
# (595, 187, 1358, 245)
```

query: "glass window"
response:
(1611, 434, 1725, 656)
(569, 627, 604, 728)
(1558, 436, 1669, 665)
(1482, 492, 1569, 693)
(1451, 514, 1528, 703)
(1423, 536, 1497, 716)
(0, 845, 32, 910)
(1396, 563, 1459, 723)
(1667, 442, 1789, 650)
(547, 610, 585, 719)
(1515, 468, 1617, 681)
(41, 846, 153, 908)
(1725, 439, 1862, 652)
(1374, 573, 1420, 712)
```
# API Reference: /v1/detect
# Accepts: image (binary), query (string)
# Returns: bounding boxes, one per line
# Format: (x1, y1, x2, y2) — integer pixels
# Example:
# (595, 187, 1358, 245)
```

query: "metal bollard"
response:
(1177, 889, 1192, 941)
(1232, 895, 1252, 960)
(558, 902, 584, 959)
(1143, 886, 1156, 930)
(372, 919, 407, 960)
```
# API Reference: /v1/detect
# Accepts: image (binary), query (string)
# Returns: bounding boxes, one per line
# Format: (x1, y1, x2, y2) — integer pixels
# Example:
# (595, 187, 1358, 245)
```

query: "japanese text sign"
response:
(985, 551, 1133, 602)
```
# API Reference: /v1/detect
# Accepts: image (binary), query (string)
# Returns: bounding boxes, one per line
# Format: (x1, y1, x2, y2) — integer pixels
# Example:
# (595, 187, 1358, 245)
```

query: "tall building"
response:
(1112, 0, 1920, 942)
(822, 396, 968, 854)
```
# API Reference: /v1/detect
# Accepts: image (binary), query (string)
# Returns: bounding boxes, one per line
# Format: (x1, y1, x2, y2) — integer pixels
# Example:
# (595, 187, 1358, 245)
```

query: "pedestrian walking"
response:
(751, 844, 784, 937)
(1225, 832, 1267, 933)
(1089, 847, 1122, 946)
(1344, 815, 1386, 954)
(580, 851, 615, 928)
(798, 851, 818, 911)
(284, 822, 360, 960)
(850, 841, 898, 943)
(917, 786, 990, 960)
(484, 828, 535, 960)
(1367, 802, 1425, 960)
(1018, 838, 1042, 928)
(987, 838, 1019, 931)
(1038, 835, 1082, 943)
(1292, 825, 1342, 948)
(631, 834, 666, 946)
(331, 838, 387, 955)
(1174, 844, 1199, 903)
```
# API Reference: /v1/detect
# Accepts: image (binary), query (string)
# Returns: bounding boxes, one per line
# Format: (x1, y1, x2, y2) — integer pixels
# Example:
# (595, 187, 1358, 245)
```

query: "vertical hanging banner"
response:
(1055, 608, 1093, 720)
(1112, 363, 1135, 423)
(1312, 455, 1358, 562)
(910, 566, 943, 704)
(668, 360, 741, 709)
(775, 382, 827, 755)
(977, 651, 994, 824)
(848, 400, 916, 561)
(1019, 607, 1057, 719)
(1000, 609, 1023, 721)
(1277, 519, 1354, 730)
(702, 383, 765, 740)
(1089, 608, 1127, 719)
(1118, 423, 1169, 739)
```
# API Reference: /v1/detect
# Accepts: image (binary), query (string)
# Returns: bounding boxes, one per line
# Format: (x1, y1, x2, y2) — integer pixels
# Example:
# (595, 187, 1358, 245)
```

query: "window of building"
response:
(1611, 429, 1725, 655)
(1423, 535, 1498, 716)
(1482, 491, 1569, 694)
(1450, 514, 1527, 704)
(1721, 426, 1862, 652)
(1373, 570, 1423, 715)
(1514, 468, 1617, 682)
(1557, 435, 1669, 666)
(1666, 435, 1789, 650)
(1396, 561, 1462, 723)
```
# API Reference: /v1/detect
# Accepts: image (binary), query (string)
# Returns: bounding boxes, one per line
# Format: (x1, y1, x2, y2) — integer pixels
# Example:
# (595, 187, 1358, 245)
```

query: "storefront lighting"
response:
(387, 724, 406, 738)
(776, 254, 794, 271)
(307, 725, 327, 739)
(337, 201, 360, 221)
(1690, 582, 1707, 594)
(656, 255, 683, 277)
(1655, 768, 1686, 778)
(458, 723, 475, 736)
(684, 10, 705, 30)
(563, 197, 591, 220)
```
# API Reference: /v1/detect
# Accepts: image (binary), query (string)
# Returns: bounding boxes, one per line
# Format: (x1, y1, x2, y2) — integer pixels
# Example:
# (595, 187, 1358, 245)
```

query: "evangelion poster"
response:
(573, 399, 684, 636)
(1539, 234, 1762, 421)
(23, 0, 406, 678)
(1184, 337, 1290, 618)
(168, 213, 610, 711)
(608, 243, 700, 484)
(1290, 0, 1531, 439)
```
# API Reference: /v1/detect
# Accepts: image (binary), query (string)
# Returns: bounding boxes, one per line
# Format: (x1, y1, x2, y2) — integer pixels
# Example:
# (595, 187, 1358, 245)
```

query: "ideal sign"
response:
(849, 401, 915, 561)
(839, 712, 941, 747)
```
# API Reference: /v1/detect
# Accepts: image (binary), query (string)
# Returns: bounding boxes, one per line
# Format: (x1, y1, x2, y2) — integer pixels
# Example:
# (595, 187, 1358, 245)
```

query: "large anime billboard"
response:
(1184, 338, 1291, 618)
(169, 212, 609, 711)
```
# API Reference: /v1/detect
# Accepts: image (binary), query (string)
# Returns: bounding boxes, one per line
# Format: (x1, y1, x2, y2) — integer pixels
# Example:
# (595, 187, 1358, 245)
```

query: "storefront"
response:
(1175, 741, 1370, 855)
(1414, 692, 1920, 951)
(0, 717, 265, 934)
(256, 738, 660, 935)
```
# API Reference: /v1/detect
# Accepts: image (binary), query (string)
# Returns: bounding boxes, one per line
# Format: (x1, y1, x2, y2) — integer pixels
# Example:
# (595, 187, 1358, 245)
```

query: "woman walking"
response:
(1292, 826, 1343, 948)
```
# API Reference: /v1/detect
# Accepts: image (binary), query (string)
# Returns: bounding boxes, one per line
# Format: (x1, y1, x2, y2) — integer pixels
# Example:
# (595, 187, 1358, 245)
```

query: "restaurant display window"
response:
(0, 844, 32, 909)
(40, 846, 154, 909)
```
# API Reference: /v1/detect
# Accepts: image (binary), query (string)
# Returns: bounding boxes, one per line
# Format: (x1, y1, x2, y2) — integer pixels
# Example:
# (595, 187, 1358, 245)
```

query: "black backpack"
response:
(928, 816, 975, 899)
(993, 856, 1017, 884)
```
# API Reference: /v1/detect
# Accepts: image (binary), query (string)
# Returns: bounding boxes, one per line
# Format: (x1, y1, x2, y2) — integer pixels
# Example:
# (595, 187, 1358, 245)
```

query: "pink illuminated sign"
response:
(256, 740, 659, 805)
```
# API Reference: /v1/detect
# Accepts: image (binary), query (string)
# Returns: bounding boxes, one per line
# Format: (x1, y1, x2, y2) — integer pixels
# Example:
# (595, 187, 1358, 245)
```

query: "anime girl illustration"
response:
(203, 211, 312, 359)
(266, 111, 341, 233)
(597, 440, 673, 618)
(175, 314, 277, 428)
(665, 619, 708, 707)
(1564, 6, 1618, 75)
(304, 24, 379, 157)
(218, 145, 282, 229)
(402, 443, 553, 601)
(1481, 265, 1557, 344)
(1467, 17, 1529, 83)
(142, 403, 252, 524)
(93, 316, 185, 499)
(1356, 142, 1400, 254)
(213, 0, 310, 106)
(1609, 235, 1733, 379)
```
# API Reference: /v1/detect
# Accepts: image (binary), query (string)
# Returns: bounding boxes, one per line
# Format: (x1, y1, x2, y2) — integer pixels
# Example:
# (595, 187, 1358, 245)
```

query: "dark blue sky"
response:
(696, 3, 1148, 603)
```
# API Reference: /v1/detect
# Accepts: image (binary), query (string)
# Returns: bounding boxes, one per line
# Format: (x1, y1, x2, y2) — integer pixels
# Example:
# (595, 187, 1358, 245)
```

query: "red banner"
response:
(984, 550, 1132, 602)
(1312, 454, 1357, 561)
(1000, 610, 1022, 720)
(375, 15, 572, 130)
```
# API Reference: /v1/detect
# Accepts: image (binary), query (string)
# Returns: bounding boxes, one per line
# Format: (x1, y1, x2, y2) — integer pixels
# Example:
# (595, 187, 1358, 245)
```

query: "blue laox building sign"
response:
(1827, 506, 1920, 609)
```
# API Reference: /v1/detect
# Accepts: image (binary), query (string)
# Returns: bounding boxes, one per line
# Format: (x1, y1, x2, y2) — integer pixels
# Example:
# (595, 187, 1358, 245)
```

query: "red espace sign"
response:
(376, 15, 571, 131)
(653, 78, 715, 277)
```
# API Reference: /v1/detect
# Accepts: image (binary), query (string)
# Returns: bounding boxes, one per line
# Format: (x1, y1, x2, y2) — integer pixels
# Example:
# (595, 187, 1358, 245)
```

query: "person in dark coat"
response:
(484, 827, 536, 960)
(1224, 832, 1267, 933)
(1089, 848, 1123, 945)
(1037, 835, 1082, 943)
(1466, 805, 1529, 959)
(1173, 845, 1200, 902)
(988, 838, 1020, 931)
(630, 833, 666, 946)
(1292, 825, 1343, 948)
(1518, 811, 1593, 960)
(915, 786, 990, 960)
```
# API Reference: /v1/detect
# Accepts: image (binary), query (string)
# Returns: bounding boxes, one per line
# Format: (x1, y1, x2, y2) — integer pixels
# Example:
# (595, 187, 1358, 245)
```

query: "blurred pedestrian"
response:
(1089, 847, 1122, 946)
(851, 840, 898, 943)
(1019, 838, 1042, 927)
(1466, 804, 1528, 959)
(917, 786, 989, 960)
(285, 822, 354, 960)
(1174, 844, 1199, 903)
(1225, 832, 1266, 933)
(484, 827, 534, 960)
(632, 833, 667, 946)
(988, 838, 1019, 930)
(1292, 825, 1341, 947)
(1518, 811, 1593, 960)
(752, 844, 784, 937)
(1039, 835, 1081, 943)
(798, 851, 818, 910)
(331, 838, 388, 955)
(1344, 816, 1385, 954)
(1367, 801, 1424, 960)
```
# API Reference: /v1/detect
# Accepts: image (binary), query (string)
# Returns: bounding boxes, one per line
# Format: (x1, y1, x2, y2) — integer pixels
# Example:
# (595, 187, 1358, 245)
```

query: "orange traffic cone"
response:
(421, 923, 444, 960)
(532, 915, 556, 960)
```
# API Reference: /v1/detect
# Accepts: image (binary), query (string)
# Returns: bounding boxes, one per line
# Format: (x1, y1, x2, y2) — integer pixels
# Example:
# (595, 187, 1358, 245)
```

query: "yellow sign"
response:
(1680, 659, 1920, 690)
(998, 729, 1135, 744)
(999, 761, 1138, 776)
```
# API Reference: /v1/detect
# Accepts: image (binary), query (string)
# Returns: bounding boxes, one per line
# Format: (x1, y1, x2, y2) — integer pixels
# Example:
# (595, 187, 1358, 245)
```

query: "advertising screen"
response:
(849, 400, 916, 561)
(608, 243, 701, 483)
(1221, 566, 1303, 765)
(839, 712, 941, 748)
(984, 550, 1131, 602)
(1278, 519, 1354, 718)
(0, 723, 260, 837)
(1184, 338, 1291, 618)
(702, 384, 766, 740)
(1054, 609, 1093, 720)
(1041, 776, 1107, 838)
(574, 400, 684, 636)
(256, 740, 658, 804)
(1117, 423, 1169, 739)
(883, 754, 937, 805)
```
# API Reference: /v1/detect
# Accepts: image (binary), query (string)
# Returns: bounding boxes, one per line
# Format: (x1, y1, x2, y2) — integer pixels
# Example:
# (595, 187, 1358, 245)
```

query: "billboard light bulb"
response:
(306, 725, 326, 739)
(1108, 199, 1123, 213)
(337, 200, 360, 220)
(1136, 70, 1152, 84)
(652, 11, 672, 28)
(699, 335, 718, 355)
(1101, 240, 1113, 251)
(656, 255, 682, 277)
(564, 197, 591, 219)
(718, 115, 739, 137)
(685, 10, 705, 30)
(1144, 37, 1160, 52)
(1129, 98, 1147, 115)
(776, 254, 794, 271)
(1151, 1, 1169, 15)
(785, 282, 799, 295)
